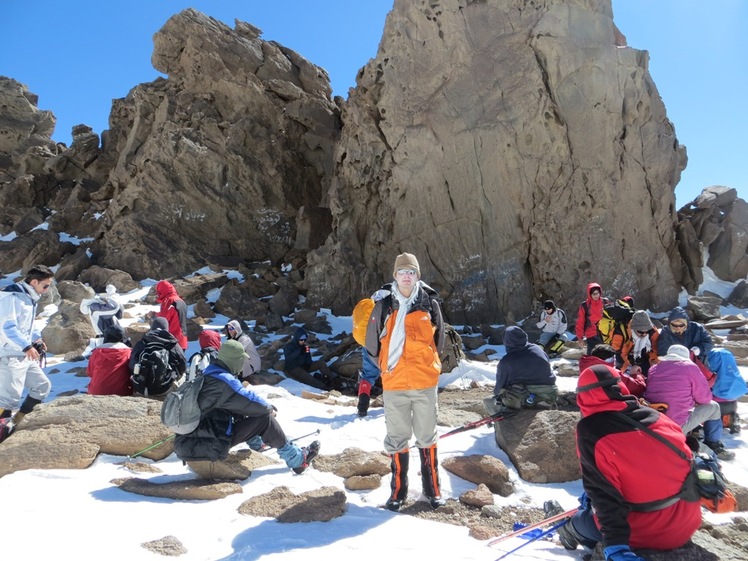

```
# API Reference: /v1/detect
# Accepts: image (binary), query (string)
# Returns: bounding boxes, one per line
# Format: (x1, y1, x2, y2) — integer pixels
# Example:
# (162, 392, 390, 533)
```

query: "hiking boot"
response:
(704, 440, 735, 461)
(385, 497, 404, 511)
(543, 500, 566, 518)
(428, 496, 446, 509)
(357, 393, 370, 417)
(0, 417, 15, 443)
(543, 501, 578, 550)
(292, 440, 321, 474)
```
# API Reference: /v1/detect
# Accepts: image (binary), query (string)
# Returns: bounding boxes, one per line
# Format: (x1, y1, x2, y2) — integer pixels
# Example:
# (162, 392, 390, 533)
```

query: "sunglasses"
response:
(227, 326, 236, 331)
(544, 308, 553, 311)
(299, 338, 308, 342)
(396, 269, 418, 276)
(636, 330, 648, 336)
(670, 322, 686, 329)
(41, 284, 51, 290)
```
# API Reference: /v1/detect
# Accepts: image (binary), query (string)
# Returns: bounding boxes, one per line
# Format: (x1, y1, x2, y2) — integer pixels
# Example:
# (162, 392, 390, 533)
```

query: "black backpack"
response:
(132, 342, 177, 396)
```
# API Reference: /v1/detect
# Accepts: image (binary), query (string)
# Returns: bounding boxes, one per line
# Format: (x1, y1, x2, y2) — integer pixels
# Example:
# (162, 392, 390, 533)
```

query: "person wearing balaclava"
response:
(364, 253, 446, 511)
(173, 339, 321, 474)
(656, 307, 713, 362)
(87, 324, 132, 396)
(542, 360, 702, 561)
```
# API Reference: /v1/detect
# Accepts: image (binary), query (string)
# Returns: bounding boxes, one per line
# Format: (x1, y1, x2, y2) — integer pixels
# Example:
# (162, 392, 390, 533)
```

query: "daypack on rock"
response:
(161, 375, 205, 434)
(132, 343, 176, 396)
(597, 300, 634, 350)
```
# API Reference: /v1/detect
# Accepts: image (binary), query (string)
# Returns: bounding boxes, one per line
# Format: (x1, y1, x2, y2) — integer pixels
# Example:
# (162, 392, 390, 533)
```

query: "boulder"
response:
(459, 483, 495, 507)
(441, 454, 513, 496)
(117, 477, 243, 500)
(313, 447, 390, 478)
(494, 409, 580, 483)
(237, 485, 347, 523)
(42, 300, 96, 354)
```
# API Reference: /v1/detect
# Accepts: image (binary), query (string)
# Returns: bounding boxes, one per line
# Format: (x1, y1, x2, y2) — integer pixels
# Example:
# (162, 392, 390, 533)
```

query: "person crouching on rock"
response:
(174, 340, 320, 474)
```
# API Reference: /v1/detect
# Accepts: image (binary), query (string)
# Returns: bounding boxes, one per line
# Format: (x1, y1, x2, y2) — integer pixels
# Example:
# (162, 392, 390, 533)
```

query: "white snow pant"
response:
(0, 356, 51, 411)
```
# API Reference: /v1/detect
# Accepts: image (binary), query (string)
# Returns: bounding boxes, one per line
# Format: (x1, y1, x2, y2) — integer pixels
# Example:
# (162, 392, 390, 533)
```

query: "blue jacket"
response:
(173, 362, 273, 461)
(494, 326, 556, 394)
(656, 307, 713, 358)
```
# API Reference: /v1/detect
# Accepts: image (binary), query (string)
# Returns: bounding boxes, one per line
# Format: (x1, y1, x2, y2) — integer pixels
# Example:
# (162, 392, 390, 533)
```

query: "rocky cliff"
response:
(305, 0, 686, 323)
(1, 2, 746, 325)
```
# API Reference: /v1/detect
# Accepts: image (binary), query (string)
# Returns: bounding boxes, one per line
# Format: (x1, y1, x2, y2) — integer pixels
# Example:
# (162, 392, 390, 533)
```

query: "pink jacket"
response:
(644, 359, 713, 426)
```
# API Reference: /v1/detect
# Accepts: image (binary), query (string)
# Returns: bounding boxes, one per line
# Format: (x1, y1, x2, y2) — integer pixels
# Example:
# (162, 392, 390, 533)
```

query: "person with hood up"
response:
(174, 339, 320, 473)
(580, 344, 646, 397)
(79, 284, 123, 339)
(282, 327, 339, 391)
(365, 252, 446, 511)
(0, 265, 54, 442)
(153, 280, 188, 351)
(129, 317, 187, 396)
(86, 325, 132, 396)
(224, 320, 262, 383)
(545, 360, 702, 561)
(575, 282, 607, 354)
(484, 326, 558, 414)
(644, 344, 733, 461)
(656, 307, 713, 361)
(536, 299, 568, 348)
(620, 311, 660, 378)
(187, 329, 222, 382)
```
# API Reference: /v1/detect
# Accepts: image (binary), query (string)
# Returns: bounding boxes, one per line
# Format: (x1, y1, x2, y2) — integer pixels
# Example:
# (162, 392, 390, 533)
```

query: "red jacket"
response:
(156, 280, 188, 350)
(575, 282, 604, 340)
(576, 364, 701, 549)
(579, 355, 646, 397)
(87, 343, 133, 396)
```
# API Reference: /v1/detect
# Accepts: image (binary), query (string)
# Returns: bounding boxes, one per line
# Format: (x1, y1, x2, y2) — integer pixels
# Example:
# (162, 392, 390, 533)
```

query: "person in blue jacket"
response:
(174, 340, 320, 473)
(656, 307, 713, 362)
(282, 327, 339, 391)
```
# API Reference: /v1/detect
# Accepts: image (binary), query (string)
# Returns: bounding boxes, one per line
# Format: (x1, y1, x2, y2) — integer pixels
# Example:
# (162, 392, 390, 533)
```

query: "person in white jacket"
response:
(79, 284, 122, 338)
(0, 265, 54, 441)
(536, 300, 568, 347)
(225, 319, 262, 383)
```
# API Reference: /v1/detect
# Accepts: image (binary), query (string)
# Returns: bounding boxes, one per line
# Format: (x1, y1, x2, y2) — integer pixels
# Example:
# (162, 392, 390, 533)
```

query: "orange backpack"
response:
(352, 298, 375, 346)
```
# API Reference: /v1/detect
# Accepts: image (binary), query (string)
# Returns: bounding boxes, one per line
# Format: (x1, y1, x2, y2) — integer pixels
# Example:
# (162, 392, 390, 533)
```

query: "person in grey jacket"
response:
(225, 319, 261, 383)
(0, 265, 54, 440)
(536, 300, 568, 347)
(174, 340, 320, 473)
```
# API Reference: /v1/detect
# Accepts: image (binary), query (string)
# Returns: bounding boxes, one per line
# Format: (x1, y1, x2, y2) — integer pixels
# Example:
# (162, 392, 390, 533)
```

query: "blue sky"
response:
(1, 0, 745, 208)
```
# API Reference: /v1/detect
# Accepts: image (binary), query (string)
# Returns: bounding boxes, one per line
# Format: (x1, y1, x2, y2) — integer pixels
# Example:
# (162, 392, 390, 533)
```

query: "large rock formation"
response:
(306, 0, 685, 323)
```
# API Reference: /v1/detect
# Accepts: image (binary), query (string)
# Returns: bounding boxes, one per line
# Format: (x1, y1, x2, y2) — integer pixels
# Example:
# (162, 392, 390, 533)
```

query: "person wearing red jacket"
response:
(87, 325, 132, 396)
(154, 280, 188, 350)
(551, 360, 701, 561)
(575, 282, 606, 354)
(579, 344, 646, 397)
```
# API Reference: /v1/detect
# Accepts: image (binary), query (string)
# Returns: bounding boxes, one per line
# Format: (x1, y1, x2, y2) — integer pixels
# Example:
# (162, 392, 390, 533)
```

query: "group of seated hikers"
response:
(487, 283, 746, 463)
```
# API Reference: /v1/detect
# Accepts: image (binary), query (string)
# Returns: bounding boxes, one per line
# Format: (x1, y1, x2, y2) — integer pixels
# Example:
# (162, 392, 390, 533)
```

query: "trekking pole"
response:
(128, 434, 175, 460)
(289, 428, 320, 443)
(493, 518, 569, 560)
(440, 411, 512, 439)
(487, 507, 577, 546)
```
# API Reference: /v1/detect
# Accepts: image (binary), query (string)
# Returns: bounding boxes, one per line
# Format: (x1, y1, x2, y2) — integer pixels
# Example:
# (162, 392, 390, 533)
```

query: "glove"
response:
(690, 346, 701, 357)
(604, 544, 647, 561)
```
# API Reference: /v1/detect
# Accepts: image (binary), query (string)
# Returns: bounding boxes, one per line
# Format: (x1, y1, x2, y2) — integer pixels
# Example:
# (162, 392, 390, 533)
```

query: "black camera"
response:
(32, 341, 45, 353)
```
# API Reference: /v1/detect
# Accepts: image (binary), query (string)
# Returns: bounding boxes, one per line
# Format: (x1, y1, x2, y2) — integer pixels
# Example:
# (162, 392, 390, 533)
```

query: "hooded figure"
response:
(225, 320, 262, 381)
(128, 317, 186, 394)
(620, 311, 659, 376)
(487, 326, 557, 412)
(87, 324, 132, 396)
(656, 307, 713, 359)
(155, 280, 188, 350)
(564, 363, 702, 557)
(187, 330, 223, 382)
(281, 327, 338, 391)
(575, 282, 606, 354)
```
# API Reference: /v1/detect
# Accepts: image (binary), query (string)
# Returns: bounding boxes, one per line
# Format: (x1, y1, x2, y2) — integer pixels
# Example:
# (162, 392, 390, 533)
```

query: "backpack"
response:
(439, 324, 465, 373)
(160, 375, 205, 434)
(597, 300, 634, 349)
(708, 348, 747, 401)
(352, 298, 375, 346)
(132, 342, 176, 396)
(187, 349, 217, 382)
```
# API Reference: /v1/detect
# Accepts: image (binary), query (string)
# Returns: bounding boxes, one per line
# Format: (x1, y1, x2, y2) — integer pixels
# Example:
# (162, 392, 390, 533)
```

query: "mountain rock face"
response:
(306, 0, 685, 323)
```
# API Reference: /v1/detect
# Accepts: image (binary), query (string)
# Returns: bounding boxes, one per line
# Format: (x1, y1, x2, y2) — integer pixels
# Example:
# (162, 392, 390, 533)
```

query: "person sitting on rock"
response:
(536, 299, 568, 349)
(656, 307, 713, 363)
(544, 361, 702, 561)
(644, 344, 734, 461)
(174, 339, 320, 473)
(86, 324, 132, 396)
(484, 326, 557, 415)
(79, 284, 124, 349)
(224, 319, 261, 384)
(620, 310, 660, 378)
(152, 280, 188, 351)
(282, 327, 340, 391)
(129, 317, 186, 397)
